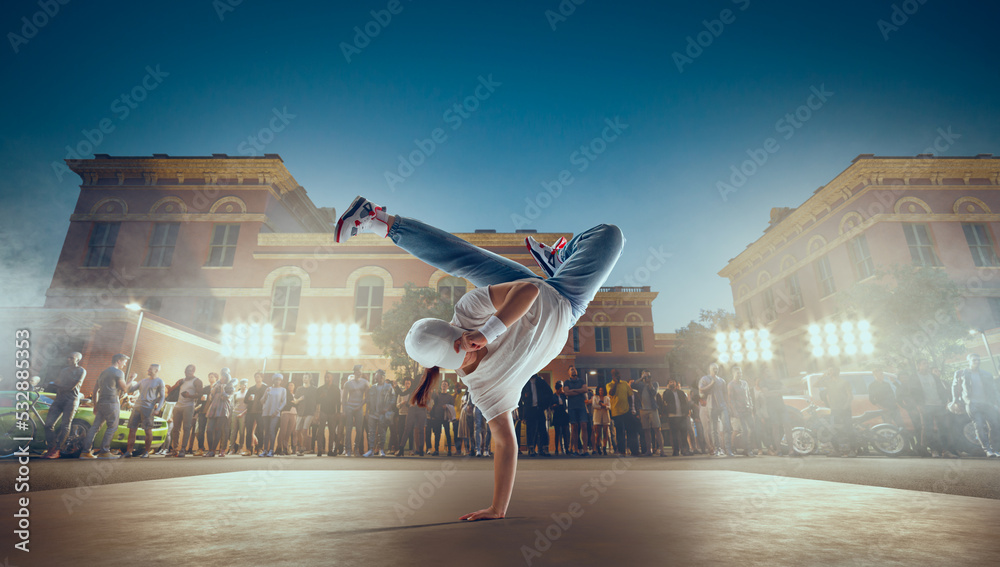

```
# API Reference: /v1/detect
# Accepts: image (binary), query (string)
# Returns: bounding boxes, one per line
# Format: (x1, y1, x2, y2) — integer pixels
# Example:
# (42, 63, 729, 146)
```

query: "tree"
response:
(370, 283, 456, 384)
(667, 308, 738, 388)
(839, 264, 966, 372)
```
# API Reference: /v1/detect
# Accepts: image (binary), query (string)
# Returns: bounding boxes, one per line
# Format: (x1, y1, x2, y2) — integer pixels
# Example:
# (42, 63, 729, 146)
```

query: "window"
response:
(83, 222, 120, 267)
(762, 288, 777, 323)
(744, 298, 755, 326)
(786, 273, 804, 311)
(144, 223, 180, 267)
(847, 234, 875, 280)
(595, 326, 611, 352)
(989, 298, 1000, 328)
(627, 327, 644, 352)
(270, 276, 301, 332)
(572, 327, 580, 352)
(142, 297, 162, 314)
(437, 276, 466, 304)
(355, 275, 384, 331)
(963, 224, 999, 267)
(815, 255, 836, 297)
(902, 224, 941, 267)
(206, 224, 240, 267)
(193, 297, 225, 335)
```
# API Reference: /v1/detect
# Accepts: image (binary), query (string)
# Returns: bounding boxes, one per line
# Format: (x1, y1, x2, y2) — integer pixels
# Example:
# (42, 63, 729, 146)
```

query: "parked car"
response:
(0, 391, 169, 457)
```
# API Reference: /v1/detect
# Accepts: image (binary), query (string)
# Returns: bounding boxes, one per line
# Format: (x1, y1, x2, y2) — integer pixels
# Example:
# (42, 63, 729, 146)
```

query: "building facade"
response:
(26, 154, 670, 393)
(718, 154, 1000, 376)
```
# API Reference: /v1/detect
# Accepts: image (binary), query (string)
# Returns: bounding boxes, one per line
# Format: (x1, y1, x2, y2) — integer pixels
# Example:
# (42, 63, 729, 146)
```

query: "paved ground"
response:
(3, 452, 999, 499)
(3, 466, 999, 566)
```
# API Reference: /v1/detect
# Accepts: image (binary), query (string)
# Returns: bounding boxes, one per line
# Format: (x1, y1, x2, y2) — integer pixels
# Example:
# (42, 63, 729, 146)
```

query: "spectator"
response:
(906, 360, 954, 458)
(699, 363, 733, 457)
(258, 374, 286, 457)
(169, 365, 203, 457)
(188, 371, 217, 455)
(294, 375, 318, 456)
(473, 403, 489, 457)
(342, 368, 370, 456)
(125, 363, 165, 458)
(727, 366, 756, 457)
(398, 379, 427, 456)
(636, 370, 666, 457)
(315, 371, 342, 457)
(80, 354, 129, 459)
(364, 370, 395, 457)
(393, 378, 415, 456)
(583, 389, 595, 453)
(689, 388, 708, 455)
(520, 374, 553, 456)
(663, 380, 690, 456)
(592, 385, 611, 455)
(609, 370, 639, 456)
(242, 372, 266, 455)
(277, 381, 298, 455)
(41, 352, 87, 459)
(822, 366, 855, 457)
(563, 366, 590, 456)
(951, 353, 999, 458)
(868, 367, 903, 427)
(205, 368, 235, 457)
(760, 372, 793, 457)
(427, 379, 456, 456)
(551, 381, 570, 455)
(229, 378, 249, 455)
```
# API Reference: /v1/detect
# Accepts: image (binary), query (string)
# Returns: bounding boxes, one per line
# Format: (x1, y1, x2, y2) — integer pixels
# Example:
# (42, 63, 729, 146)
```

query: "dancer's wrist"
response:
(479, 315, 507, 344)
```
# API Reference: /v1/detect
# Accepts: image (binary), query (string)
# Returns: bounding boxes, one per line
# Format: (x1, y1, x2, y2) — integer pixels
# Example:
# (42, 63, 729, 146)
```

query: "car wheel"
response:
(61, 419, 91, 458)
(870, 424, 905, 457)
(961, 421, 986, 456)
(791, 427, 816, 455)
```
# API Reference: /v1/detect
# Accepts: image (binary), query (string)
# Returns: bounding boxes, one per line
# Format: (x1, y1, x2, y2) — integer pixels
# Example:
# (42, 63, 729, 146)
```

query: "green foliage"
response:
(370, 283, 455, 382)
(667, 308, 738, 387)
(840, 264, 966, 372)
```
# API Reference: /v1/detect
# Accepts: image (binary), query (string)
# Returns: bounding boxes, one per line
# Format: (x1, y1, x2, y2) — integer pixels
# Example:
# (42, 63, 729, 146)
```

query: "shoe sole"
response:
(335, 196, 366, 244)
(525, 238, 556, 278)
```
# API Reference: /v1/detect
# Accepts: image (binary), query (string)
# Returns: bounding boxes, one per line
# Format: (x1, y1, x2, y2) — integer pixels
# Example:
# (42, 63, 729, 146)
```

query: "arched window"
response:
(438, 276, 466, 304)
(270, 276, 301, 332)
(355, 275, 384, 331)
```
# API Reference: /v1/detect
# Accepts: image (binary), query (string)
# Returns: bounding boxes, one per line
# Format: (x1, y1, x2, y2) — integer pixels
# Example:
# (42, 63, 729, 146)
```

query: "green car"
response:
(0, 391, 169, 457)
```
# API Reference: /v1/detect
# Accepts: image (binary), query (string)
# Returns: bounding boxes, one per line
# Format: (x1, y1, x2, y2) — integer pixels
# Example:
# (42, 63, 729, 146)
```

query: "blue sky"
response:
(1, 0, 998, 332)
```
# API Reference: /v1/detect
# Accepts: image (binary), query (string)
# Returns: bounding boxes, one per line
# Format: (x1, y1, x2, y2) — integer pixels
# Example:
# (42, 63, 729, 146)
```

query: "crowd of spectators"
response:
(37, 353, 1000, 460)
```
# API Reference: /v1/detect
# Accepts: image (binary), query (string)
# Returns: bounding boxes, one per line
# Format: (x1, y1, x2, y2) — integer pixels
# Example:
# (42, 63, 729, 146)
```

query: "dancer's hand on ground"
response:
(460, 506, 504, 521)
(455, 330, 487, 353)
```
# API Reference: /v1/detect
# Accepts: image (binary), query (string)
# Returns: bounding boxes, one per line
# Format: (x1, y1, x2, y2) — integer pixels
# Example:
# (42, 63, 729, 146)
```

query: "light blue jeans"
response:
(388, 217, 625, 320)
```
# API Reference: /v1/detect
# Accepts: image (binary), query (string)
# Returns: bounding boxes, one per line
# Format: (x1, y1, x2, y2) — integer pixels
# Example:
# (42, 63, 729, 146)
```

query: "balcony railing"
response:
(598, 286, 650, 293)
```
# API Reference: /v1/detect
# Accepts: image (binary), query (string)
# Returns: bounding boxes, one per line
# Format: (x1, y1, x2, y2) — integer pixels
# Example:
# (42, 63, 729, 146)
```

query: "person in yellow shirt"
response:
(608, 370, 638, 456)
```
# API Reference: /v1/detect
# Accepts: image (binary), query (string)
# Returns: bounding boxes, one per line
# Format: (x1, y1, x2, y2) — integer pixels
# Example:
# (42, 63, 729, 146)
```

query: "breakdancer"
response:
(336, 196, 624, 521)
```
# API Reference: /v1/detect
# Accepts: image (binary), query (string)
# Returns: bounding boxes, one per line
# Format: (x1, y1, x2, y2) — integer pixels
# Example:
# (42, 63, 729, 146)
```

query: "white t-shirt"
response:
(454, 279, 574, 422)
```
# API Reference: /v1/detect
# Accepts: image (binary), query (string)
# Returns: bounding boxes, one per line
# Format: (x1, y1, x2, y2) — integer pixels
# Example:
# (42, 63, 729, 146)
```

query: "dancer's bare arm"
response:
(460, 410, 517, 521)
(456, 282, 539, 352)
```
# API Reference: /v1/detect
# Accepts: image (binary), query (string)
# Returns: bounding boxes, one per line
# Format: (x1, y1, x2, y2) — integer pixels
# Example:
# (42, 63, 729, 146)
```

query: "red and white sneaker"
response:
(335, 196, 389, 243)
(525, 235, 567, 278)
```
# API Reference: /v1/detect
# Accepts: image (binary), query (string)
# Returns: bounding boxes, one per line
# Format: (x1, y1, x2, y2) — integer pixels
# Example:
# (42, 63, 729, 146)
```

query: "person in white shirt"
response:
(336, 196, 624, 521)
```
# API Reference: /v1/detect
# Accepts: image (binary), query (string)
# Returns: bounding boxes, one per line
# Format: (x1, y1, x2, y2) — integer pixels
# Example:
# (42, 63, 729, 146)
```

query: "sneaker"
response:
(344, 451, 352, 458)
(525, 236, 567, 278)
(177, 451, 186, 457)
(204, 451, 215, 457)
(336, 196, 389, 243)
(97, 451, 119, 459)
(363, 450, 374, 457)
(79, 451, 97, 459)
(378, 450, 386, 457)
(139, 452, 150, 459)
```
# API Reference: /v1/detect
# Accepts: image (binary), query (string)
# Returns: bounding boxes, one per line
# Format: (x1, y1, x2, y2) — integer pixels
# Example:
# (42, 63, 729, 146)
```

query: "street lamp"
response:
(969, 329, 998, 373)
(715, 328, 773, 365)
(809, 320, 874, 359)
(124, 302, 144, 379)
